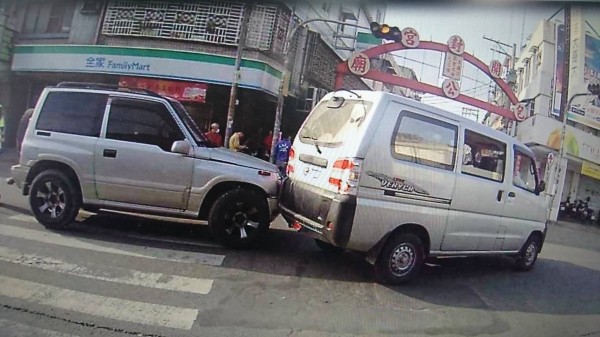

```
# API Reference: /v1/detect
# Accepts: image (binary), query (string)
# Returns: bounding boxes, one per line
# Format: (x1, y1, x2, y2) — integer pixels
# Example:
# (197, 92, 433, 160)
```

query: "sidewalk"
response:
(550, 218, 600, 235)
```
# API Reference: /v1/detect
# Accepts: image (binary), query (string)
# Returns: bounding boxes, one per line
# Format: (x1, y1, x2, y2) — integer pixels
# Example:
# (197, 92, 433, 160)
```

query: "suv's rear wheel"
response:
(375, 233, 424, 285)
(208, 189, 270, 249)
(29, 170, 81, 230)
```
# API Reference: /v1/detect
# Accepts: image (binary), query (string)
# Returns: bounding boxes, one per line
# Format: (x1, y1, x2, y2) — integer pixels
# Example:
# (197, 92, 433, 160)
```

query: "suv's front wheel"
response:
(29, 170, 81, 230)
(208, 189, 270, 249)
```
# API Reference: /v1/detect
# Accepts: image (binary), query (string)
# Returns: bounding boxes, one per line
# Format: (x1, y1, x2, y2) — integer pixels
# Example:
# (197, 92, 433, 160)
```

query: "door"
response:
(502, 147, 546, 251)
(94, 97, 194, 210)
(352, 105, 459, 251)
(442, 129, 508, 251)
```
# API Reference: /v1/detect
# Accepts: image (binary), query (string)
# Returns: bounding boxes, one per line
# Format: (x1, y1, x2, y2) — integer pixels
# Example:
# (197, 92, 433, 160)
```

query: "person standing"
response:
(17, 108, 34, 153)
(229, 131, 247, 152)
(275, 135, 292, 175)
(261, 131, 273, 160)
(204, 123, 223, 147)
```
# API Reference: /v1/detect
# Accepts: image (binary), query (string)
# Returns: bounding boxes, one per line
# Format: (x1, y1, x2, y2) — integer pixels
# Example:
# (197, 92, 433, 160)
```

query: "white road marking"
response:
(8, 214, 36, 223)
(0, 246, 213, 294)
(0, 275, 199, 330)
(0, 223, 224, 266)
(0, 318, 79, 337)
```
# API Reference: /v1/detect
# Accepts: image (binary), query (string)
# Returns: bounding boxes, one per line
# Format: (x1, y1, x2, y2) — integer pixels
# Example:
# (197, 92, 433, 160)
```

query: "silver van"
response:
(279, 90, 548, 284)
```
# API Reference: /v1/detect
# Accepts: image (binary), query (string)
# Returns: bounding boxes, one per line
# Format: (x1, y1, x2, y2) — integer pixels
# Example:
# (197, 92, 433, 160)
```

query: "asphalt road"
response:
(0, 161, 599, 337)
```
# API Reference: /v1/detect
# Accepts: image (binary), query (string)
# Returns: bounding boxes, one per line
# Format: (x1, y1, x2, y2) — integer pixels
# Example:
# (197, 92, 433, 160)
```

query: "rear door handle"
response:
(103, 149, 117, 158)
(508, 192, 516, 198)
(497, 190, 504, 202)
(36, 131, 51, 137)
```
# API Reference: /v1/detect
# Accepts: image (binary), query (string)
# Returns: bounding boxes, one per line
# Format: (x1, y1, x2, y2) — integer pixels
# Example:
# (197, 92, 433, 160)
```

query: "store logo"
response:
(85, 56, 151, 72)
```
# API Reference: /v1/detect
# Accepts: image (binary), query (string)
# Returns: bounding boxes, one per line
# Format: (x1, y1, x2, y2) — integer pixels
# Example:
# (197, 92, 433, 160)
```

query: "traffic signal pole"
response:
(269, 18, 370, 163)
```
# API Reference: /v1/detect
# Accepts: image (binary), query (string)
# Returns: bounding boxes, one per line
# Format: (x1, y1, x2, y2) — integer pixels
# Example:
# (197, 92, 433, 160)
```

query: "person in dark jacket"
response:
(16, 108, 34, 153)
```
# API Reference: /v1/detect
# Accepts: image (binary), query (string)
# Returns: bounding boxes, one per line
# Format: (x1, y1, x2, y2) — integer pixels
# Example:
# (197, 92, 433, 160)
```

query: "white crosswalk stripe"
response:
(0, 223, 225, 266)
(0, 275, 199, 330)
(0, 246, 214, 294)
(0, 219, 226, 331)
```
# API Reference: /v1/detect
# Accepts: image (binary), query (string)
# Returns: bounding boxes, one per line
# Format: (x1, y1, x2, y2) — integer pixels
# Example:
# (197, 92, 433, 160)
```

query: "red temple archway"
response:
(335, 39, 524, 121)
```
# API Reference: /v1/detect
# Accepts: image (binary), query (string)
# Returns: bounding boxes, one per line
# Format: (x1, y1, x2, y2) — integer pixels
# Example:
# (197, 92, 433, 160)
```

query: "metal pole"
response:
(269, 18, 370, 163)
(224, 4, 251, 148)
(550, 4, 571, 218)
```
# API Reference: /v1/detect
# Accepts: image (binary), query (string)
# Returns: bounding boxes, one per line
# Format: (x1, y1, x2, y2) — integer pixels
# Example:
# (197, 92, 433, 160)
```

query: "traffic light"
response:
(370, 22, 401, 42)
(588, 83, 600, 98)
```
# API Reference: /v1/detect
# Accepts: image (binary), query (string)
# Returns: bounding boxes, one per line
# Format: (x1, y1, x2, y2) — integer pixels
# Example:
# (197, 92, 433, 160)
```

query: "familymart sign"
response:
(11, 45, 281, 95)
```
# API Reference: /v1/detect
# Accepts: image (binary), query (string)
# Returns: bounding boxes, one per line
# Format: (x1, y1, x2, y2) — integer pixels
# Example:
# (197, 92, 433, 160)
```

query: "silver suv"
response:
(11, 82, 281, 248)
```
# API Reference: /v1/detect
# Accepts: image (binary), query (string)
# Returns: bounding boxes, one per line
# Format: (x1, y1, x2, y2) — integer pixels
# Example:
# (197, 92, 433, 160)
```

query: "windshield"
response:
(168, 99, 214, 147)
(299, 98, 373, 147)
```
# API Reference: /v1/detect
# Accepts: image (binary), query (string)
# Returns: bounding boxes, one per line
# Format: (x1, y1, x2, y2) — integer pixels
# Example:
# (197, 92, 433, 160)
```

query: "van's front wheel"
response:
(375, 233, 424, 285)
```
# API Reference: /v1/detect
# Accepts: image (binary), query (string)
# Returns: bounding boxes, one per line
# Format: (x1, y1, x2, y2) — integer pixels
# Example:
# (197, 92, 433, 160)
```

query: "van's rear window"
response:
(299, 99, 373, 147)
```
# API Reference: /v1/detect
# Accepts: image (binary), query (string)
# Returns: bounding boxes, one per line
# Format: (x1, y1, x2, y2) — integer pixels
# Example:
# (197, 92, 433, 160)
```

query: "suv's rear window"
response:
(299, 98, 373, 147)
(37, 91, 108, 137)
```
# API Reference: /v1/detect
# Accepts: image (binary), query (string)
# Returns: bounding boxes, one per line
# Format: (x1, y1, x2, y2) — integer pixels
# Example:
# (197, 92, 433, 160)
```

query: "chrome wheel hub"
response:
(389, 243, 416, 276)
(37, 181, 66, 219)
(524, 242, 538, 265)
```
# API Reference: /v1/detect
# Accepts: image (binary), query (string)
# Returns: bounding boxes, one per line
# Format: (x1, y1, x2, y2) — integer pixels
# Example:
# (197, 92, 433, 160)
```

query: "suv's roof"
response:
(53, 82, 164, 99)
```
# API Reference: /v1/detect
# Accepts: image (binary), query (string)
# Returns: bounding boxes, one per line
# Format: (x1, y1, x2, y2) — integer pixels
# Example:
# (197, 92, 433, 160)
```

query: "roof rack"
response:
(55, 82, 162, 98)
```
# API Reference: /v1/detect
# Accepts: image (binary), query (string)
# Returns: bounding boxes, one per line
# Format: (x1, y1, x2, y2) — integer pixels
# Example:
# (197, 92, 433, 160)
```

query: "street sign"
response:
(512, 103, 527, 121)
(401, 28, 420, 48)
(489, 60, 503, 78)
(347, 52, 370, 76)
(442, 79, 460, 99)
(447, 35, 465, 55)
(443, 52, 464, 80)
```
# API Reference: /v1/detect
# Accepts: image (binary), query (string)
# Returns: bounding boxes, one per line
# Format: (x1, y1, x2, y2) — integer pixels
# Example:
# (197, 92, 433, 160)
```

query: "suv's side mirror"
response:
(535, 180, 546, 195)
(171, 140, 191, 155)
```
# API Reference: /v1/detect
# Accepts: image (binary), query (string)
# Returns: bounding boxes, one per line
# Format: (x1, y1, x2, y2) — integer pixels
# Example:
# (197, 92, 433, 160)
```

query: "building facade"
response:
(512, 6, 600, 220)
(1, 0, 382, 149)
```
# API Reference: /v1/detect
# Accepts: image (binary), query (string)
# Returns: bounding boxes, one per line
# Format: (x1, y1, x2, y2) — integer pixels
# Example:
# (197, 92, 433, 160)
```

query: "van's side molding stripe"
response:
(383, 190, 451, 204)
(367, 171, 430, 196)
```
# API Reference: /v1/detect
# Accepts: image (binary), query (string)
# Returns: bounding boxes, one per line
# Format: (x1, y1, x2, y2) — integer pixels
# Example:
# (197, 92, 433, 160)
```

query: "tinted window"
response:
(106, 98, 184, 151)
(514, 151, 537, 193)
(391, 112, 458, 171)
(461, 130, 506, 182)
(36, 92, 107, 137)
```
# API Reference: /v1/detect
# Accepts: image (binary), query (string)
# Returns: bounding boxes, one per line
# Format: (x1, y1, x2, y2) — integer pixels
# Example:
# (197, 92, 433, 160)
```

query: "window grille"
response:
(102, 1, 246, 46)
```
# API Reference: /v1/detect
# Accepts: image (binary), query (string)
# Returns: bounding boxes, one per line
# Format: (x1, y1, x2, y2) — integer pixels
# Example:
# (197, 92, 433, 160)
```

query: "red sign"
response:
(348, 52, 370, 76)
(447, 35, 465, 55)
(119, 76, 207, 102)
(442, 79, 460, 98)
(488, 60, 503, 79)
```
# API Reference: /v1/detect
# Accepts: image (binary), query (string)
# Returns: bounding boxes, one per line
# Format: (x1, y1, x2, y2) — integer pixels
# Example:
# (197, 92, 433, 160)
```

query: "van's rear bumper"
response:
(279, 178, 356, 248)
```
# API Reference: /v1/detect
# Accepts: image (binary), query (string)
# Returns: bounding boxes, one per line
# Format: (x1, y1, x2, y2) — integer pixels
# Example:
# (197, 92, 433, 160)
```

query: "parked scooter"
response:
(575, 197, 594, 224)
(559, 196, 574, 219)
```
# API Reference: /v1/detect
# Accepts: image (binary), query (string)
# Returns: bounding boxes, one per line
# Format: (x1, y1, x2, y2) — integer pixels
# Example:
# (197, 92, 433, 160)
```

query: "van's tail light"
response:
(286, 147, 296, 176)
(329, 158, 362, 195)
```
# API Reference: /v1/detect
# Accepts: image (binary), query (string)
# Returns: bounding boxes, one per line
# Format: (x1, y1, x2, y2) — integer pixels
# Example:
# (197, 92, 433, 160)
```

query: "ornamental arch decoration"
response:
(335, 40, 524, 121)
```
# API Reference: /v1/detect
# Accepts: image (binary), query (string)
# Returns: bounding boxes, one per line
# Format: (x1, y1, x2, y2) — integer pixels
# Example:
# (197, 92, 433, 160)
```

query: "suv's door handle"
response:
(497, 190, 504, 202)
(36, 131, 51, 137)
(508, 192, 516, 198)
(103, 149, 117, 158)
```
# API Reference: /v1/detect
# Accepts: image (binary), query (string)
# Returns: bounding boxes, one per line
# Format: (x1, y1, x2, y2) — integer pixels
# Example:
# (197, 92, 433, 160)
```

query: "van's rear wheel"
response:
(375, 233, 424, 285)
(208, 189, 270, 249)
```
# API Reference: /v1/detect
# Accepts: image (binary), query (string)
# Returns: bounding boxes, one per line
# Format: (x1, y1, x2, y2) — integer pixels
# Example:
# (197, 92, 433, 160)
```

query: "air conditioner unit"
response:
(81, 1, 102, 14)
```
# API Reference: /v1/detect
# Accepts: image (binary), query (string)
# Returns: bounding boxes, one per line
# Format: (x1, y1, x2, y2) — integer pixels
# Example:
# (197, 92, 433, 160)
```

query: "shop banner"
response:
(119, 76, 207, 102)
(518, 114, 600, 165)
(552, 23, 564, 116)
(582, 161, 600, 180)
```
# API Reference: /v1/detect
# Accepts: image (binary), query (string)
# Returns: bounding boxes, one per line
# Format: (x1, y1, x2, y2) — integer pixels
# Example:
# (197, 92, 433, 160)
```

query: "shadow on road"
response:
(7, 210, 600, 315)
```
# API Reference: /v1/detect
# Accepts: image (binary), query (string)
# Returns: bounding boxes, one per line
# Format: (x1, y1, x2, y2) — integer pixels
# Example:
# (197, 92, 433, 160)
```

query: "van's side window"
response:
(513, 151, 537, 192)
(391, 112, 458, 171)
(461, 130, 506, 182)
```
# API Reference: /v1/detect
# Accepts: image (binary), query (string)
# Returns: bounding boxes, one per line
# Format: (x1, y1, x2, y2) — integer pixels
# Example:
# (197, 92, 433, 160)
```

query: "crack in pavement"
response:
(2, 303, 170, 337)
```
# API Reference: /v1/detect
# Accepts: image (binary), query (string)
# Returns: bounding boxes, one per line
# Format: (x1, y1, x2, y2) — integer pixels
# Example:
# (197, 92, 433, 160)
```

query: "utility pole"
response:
(549, 3, 571, 220)
(224, 4, 251, 148)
